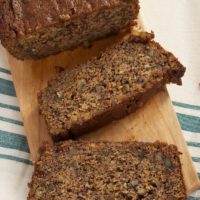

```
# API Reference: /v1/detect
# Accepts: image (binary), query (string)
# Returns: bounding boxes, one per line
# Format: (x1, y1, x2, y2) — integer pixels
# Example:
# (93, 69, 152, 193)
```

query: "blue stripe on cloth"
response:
(0, 116, 23, 126)
(0, 130, 29, 153)
(0, 154, 32, 165)
(187, 141, 200, 148)
(0, 78, 16, 97)
(192, 157, 200, 163)
(0, 67, 11, 75)
(188, 196, 200, 200)
(176, 113, 200, 133)
(0, 102, 20, 111)
(173, 101, 200, 111)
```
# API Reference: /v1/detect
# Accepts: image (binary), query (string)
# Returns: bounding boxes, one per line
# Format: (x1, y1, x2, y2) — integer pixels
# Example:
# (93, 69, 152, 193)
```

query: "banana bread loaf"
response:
(38, 32, 185, 141)
(0, 0, 139, 60)
(28, 140, 187, 199)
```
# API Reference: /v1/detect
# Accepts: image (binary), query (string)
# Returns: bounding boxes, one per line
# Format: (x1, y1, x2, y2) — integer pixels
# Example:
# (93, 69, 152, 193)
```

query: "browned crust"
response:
(0, 0, 139, 41)
(28, 140, 187, 199)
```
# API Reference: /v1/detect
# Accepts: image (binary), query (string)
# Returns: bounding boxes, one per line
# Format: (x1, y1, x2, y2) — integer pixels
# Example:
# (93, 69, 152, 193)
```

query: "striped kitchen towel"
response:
(0, 58, 200, 200)
(0, 45, 33, 200)
(1, 0, 200, 199)
(0, 48, 200, 200)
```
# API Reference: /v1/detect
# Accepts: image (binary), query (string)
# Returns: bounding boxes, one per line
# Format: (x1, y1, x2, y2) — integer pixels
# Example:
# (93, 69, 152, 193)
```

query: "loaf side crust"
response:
(0, 0, 138, 39)
(0, 0, 139, 59)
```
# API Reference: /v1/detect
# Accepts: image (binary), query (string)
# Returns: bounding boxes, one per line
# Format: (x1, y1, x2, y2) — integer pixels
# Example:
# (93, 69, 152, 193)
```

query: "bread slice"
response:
(38, 32, 185, 141)
(0, 0, 139, 60)
(28, 140, 187, 199)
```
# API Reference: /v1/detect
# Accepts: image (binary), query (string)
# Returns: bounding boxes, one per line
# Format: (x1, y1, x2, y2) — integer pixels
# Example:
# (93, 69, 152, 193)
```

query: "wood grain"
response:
(8, 30, 200, 195)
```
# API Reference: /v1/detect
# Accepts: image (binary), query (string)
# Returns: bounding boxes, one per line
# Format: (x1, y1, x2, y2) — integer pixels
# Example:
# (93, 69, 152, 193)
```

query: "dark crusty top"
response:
(0, 0, 138, 40)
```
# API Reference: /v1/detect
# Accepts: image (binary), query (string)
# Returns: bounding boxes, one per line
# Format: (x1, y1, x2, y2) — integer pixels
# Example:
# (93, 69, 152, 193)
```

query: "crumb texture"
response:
(0, 0, 139, 59)
(28, 141, 187, 200)
(39, 32, 185, 140)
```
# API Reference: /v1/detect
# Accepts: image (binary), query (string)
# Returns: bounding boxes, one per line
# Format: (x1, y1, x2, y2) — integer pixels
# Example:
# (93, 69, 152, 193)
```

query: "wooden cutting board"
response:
(7, 26, 200, 195)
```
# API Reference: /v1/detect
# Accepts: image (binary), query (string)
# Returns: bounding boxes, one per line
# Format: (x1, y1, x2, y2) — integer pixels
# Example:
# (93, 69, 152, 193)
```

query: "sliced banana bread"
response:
(38, 32, 185, 141)
(0, 0, 139, 60)
(28, 140, 187, 200)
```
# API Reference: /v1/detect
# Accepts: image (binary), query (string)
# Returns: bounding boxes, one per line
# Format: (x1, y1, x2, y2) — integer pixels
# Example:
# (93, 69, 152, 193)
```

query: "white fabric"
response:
(0, 0, 199, 199)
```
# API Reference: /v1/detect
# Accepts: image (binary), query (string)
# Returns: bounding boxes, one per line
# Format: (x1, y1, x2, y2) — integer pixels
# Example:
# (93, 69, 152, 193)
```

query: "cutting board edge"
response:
(7, 17, 200, 195)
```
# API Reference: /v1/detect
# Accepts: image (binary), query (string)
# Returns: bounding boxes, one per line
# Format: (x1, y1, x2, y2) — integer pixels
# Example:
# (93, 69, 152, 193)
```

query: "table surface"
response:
(0, 0, 200, 199)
